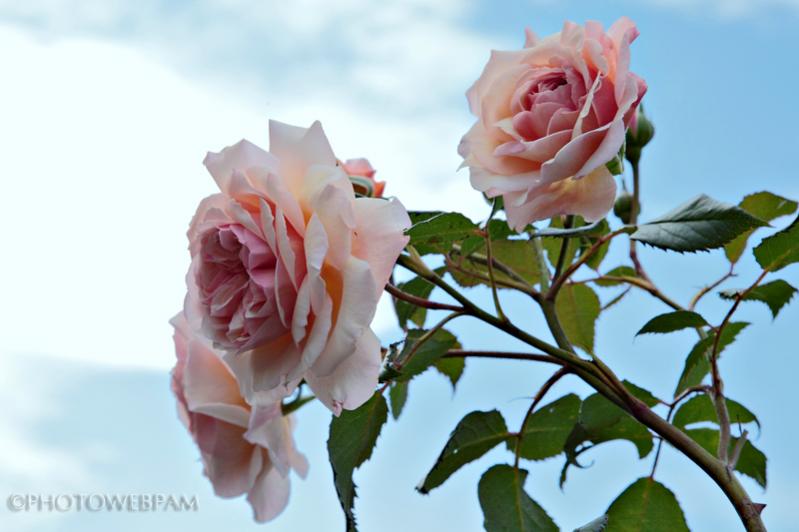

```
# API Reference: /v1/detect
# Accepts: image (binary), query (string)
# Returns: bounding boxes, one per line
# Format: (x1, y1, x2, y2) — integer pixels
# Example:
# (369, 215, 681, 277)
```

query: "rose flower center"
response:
(196, 224, 289, 352)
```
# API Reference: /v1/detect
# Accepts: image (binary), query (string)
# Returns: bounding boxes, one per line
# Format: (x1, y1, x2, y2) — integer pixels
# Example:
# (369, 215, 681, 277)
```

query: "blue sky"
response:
(1, 1, 797, 530)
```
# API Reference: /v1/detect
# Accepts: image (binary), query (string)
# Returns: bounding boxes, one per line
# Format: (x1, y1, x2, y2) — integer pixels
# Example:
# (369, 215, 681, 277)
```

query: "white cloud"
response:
(0, 356, 95, 495)
(0, 25, 262, 369)
(0, 1, 496, 369)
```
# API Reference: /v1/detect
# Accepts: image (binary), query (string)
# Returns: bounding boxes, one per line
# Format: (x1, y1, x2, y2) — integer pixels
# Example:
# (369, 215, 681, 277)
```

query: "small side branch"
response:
(689, 264, 736, 311)
(443, 349, 564, 366)
(514, 367, 571, 468)
(710, 269, 768, 462)
(384, 283, 464, 312)
(547, 229, 627, 300)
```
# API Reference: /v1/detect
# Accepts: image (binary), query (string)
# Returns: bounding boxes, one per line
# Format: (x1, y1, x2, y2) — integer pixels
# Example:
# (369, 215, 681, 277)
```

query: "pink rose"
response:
(183, 120, 410, 414)
(342, 158, 386, 198)
(459, 18, 647, 229)
(170, 313, 308, 523)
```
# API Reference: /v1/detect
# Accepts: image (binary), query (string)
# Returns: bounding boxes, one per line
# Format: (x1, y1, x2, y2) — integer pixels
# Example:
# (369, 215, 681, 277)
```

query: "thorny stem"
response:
(539, 297, 635, 409)
(710, 269, 769, 464)
(514, 367, 571, 468)
(397, 254, 624, 407)
(396, 252, 767, 531)
(650, 385, 709, 478)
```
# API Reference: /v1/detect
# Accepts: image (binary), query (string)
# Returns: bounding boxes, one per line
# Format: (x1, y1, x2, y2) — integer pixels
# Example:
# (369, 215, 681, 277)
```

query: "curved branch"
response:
(384, 283, 463, 312)
(710, 269, 769, 463)
(514, 367, 571, 467)
(443, 349, 563, 366)
(689, 265, 736, 311)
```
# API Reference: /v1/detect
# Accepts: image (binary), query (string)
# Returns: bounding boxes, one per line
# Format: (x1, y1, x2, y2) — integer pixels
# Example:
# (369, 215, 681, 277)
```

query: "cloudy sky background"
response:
(1, 0, 798, 530)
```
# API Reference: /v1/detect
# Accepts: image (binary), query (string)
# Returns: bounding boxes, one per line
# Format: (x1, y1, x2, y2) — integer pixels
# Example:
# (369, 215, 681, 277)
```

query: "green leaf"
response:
(735, 440, 768, 489)
(674, 322, 749, 397)
(561, 393, 653, 486)
(672, 394, 759, 430)
(622, 380, 660, 407)
(606, 478, 689, 532)
(478, 465, 559, 532)
(753, 215, 799, 271)
(280, 393, 315, 416)
(594, 266, 638, 287)
(460, 219, 514, 257)
(555, 283, 601, 354)
(388, 328, 458, 382)
(406, 211, 478, 255)
(462, 226, 505, 257)
(631, 194, 767, 252)
(587, 416, 653, 459)
(636, 310, 708, 336)
(577, 393, 625, 429)
(392, 268, 445, 329)
(449, 239, 542, 288)
(579, 219, 612, 271)
(388, 381, 408, 421)
(434, 356, 466, 391)
(685, 428, 767, 488)
(570, 393, 654, 458)
(510, 394, 581, 461)
(328, 393, 388, 531)
(493, 240, 543, 285)
(542, 216, 583, 269)
(575, 515, 608, 532)
(725, 191, 798, 263)
(418, 410, 509, 494)
(533, 218, 607, 238)
(488, 218, 515, 239)
(719, 279, 797, 319)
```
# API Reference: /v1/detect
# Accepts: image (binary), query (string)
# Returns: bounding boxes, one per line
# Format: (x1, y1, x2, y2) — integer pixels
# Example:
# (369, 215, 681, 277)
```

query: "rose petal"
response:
(246, 458, 290, 523)
(351, 197, 411, 293)
(305, 328, 381, 416)
(203, 140, 279, 198)
(309, 256, 378, 379)
(504, 165, 616, 228)
(268, 120, 337, 197)
(194, 416, 262, 498)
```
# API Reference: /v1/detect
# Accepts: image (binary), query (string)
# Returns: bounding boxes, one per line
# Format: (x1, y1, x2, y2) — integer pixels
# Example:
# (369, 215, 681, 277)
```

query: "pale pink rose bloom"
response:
(170, 313, 308, 523)
(459, 18, 647, 230)
(183, 120, 410, 415)
(342, 158, 385, 198)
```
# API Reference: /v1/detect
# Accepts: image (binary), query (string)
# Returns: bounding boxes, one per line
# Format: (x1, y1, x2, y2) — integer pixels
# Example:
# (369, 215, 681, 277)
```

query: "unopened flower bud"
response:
(625, 106, 655, 164)
(342, 158, 386, 198)
(614, 191, 634, 224)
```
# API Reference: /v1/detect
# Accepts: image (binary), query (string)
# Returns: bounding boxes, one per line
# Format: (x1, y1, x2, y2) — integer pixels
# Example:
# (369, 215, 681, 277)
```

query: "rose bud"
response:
(342, 158, 386, 198)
